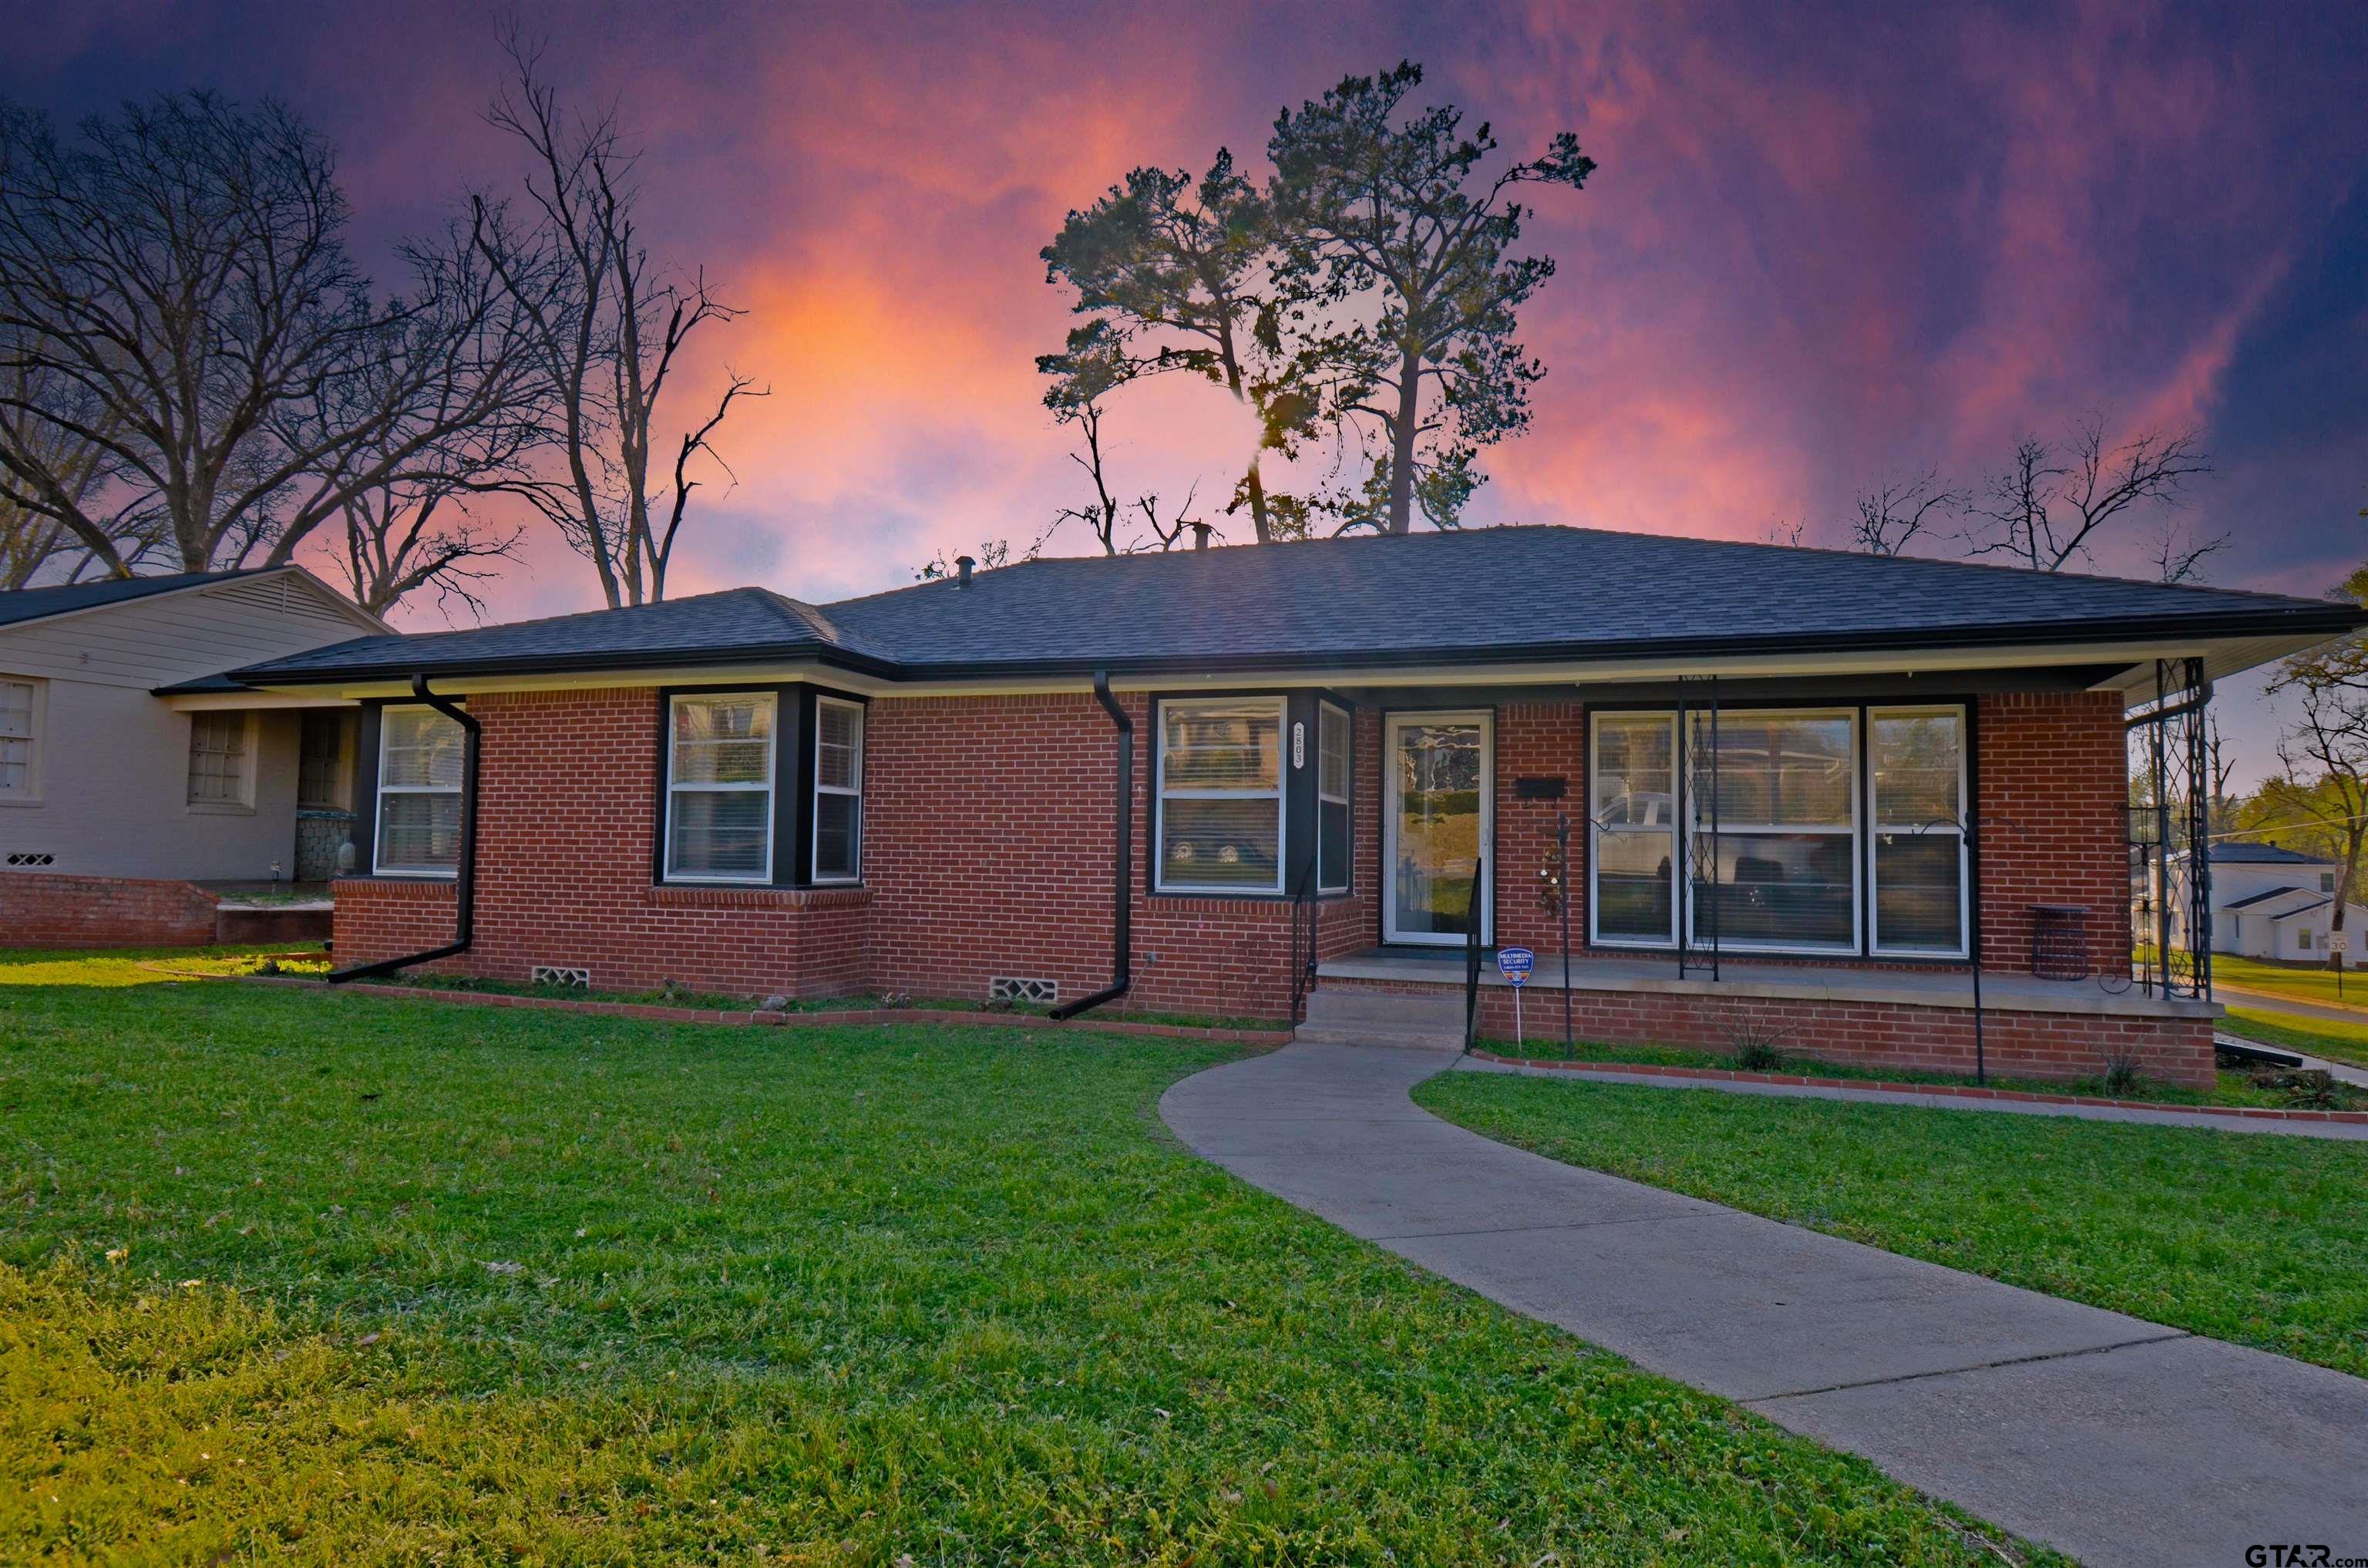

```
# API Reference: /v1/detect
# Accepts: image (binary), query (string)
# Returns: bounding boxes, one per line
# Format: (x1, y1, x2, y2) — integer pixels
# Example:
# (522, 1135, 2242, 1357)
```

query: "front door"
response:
(1384, 712, 1492, 945)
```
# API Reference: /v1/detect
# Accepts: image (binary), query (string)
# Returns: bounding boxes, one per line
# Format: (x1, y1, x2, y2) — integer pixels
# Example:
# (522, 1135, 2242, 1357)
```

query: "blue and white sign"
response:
(1497, 946, 1535, 985)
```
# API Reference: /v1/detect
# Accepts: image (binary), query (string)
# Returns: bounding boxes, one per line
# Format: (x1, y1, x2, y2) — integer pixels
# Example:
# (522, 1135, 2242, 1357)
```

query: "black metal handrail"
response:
(1287, 859, 1318, 1025)
(1462, 854, 1485, 1052)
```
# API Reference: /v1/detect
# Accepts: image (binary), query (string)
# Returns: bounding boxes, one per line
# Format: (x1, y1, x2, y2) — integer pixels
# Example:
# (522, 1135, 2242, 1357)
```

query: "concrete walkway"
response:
(1162, 1043, 2368, 1568)
(1467, 1055, 2368, 1138)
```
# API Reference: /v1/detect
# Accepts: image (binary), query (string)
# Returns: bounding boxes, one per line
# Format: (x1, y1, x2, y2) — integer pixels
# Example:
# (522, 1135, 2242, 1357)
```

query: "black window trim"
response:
(1146, 688, 1358, 903)
(650, 681, 870, 890)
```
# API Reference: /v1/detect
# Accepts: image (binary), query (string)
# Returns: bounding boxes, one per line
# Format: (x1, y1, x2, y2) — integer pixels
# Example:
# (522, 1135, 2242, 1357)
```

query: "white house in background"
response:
(0, 567, 385, 885)
(2179, 842, 2367, 961)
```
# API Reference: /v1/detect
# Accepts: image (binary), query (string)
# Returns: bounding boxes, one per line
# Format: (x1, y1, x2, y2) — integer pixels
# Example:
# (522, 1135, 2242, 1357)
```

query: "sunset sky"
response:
(9, 0, 2366, 781)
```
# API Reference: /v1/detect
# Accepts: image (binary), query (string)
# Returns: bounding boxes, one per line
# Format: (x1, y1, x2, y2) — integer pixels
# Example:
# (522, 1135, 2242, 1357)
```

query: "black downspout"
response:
(329, 673, 479, 984)
(1050, 671, 1133, 1020)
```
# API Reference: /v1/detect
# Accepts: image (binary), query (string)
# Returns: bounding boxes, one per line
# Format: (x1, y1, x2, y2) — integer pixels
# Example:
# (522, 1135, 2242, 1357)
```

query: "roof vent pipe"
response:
(1189, 521, 1213, 550)
(954, 554, 974, 588)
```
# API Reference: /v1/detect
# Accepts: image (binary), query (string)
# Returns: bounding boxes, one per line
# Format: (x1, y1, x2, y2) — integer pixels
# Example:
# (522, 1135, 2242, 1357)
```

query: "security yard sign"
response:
(1498, 946, 1536, 1042)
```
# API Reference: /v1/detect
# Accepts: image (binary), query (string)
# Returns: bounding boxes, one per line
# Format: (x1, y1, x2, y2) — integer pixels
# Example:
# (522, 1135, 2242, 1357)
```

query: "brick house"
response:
(224, 527, 2363, 1085)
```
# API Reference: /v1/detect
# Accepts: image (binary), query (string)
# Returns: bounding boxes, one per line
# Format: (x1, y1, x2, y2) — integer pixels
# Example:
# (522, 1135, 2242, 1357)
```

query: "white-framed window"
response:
(2322, 873, 2338, 893)
(1589, 712, 1678, 946)
(187, 711, 254, 808)
(811, 697, 863, 883)
(0, 676, 42, 803)
(1690, 708, 1858, 953)
(1588, 703, 1968, 960)
(1317, 701, 1352, 894)
(1868, 706, 1969, 957)
(1157, 696, 1286, 893)
(2299, 927, 2316, 952)
(374, 704, 466, 876)
(665, 692, 775, 883)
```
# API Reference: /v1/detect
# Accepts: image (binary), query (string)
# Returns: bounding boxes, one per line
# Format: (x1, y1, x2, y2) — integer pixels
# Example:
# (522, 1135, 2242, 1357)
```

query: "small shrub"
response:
(1723, 1008, 1797, 1073)
(2099, 1046, 2146, 1098)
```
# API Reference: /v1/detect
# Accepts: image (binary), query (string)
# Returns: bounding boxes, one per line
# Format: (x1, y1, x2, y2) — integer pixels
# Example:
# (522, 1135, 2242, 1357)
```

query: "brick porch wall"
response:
(0, 872, 220, 948)
(1350, 974, 2215, 1088)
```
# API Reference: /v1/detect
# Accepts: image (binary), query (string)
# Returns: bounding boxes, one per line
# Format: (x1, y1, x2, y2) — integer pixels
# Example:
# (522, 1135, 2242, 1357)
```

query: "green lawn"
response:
(2211, 951, 2368, 1011)
(1417, 1072, 2368, 1378)
(2219, 1004, 2368, 1072)
(0, 949, 2041, 1565)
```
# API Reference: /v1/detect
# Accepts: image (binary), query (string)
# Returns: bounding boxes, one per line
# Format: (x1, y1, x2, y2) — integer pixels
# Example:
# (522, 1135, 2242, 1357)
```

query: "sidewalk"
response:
(1161, 1042, 2368, 1568)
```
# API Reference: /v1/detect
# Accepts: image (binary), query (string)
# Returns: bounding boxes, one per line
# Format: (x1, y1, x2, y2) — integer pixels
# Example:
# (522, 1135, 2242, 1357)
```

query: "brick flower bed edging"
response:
(1466, 1049, 2368, 1126)
(231, 973, 1293, 1046)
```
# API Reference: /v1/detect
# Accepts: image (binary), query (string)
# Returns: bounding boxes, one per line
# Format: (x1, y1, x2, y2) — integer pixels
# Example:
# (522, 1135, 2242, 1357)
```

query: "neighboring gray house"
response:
(2161, 842, 2366, 961)
(0, 567, 386, 889)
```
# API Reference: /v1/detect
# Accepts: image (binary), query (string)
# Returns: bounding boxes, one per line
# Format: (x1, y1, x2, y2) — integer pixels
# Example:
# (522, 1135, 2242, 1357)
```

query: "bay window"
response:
(375, 705, 466, 875)
(1317, 701, 1352, 893)
(667, 692, 775, 882)
(1586, 702, 1969, 960)
(1158, 697, 1284, 893)
(812, 696, 863, 883)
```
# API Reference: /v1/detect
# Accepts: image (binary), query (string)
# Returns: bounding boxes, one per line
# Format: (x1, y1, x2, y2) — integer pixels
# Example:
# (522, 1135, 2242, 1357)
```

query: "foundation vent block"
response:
(988, 976, 1058, 1005)
(530, 965, 592, 989)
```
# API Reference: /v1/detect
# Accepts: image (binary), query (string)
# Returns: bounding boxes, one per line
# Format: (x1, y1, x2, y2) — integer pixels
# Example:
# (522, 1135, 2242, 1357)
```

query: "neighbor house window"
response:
(811, 697, 863, 883)
(1317, 702, 1352, 893)
(665, 692, 775, 883)
(187, 712, 254, 808)
(1158, 697, 1285, 893)
(2299, 927, 2315, 952)
(1868, 708, 1967, 957)
(375, 705, 466, 875)
(1589, 712, 1677, 945)
(0, 678, 39, 801)
(2323, 873, 2338, 893)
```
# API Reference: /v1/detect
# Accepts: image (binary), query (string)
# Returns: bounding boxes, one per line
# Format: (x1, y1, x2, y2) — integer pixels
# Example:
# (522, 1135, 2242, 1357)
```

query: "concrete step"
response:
(1299, 984, 1466, 1051)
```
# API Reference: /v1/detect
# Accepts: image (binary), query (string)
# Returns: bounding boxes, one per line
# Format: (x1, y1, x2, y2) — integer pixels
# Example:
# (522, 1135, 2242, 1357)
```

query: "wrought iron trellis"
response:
(2126, 656, 2214, 1001)
(1676, 677, 1722, 980)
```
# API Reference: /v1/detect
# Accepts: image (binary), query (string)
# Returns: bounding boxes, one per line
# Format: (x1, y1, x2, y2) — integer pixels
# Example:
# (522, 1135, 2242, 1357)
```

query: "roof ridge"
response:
(812, 523, 2349, 617)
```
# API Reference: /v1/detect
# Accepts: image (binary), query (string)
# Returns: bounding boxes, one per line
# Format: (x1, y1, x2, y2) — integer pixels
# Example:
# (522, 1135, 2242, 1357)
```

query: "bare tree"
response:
(0, 362, 116, 584)
(1963, 413, 2216, 573)
(2265, 561, 2368, 968)
(2149, 517, 2229, 584)
(0, 94, 547, 595)
(1851, 468, 1961, 557)
(473, 35, 765, 607)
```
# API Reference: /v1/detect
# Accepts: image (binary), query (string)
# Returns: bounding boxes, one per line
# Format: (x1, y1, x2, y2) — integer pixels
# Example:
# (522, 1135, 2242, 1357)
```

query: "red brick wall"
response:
(1974, 691, 2131, 975)
(0, 872, 219, 948)
(330, 682, 2137, 1013)
(866, 694, 1380, 1021)
(1492, 701, 1589, 957)
(335, 688, 873, 998)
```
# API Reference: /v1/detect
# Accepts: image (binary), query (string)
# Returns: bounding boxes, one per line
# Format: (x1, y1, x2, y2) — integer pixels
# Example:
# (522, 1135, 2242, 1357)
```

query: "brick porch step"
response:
(1295, 984, 1465, 1052)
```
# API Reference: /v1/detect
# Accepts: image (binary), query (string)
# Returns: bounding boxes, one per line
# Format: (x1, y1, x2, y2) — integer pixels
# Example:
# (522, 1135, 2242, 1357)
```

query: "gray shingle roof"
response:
(2225, 886, 2312, 911)
(0, 567, 271, 630)
(2208, 843, 2335, 865)
(230, 525, 2365, 685)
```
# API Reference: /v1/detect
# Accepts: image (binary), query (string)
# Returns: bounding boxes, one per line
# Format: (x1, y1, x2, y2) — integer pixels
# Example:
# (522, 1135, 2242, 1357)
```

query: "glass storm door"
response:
(1384, 712, 1492, 945)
